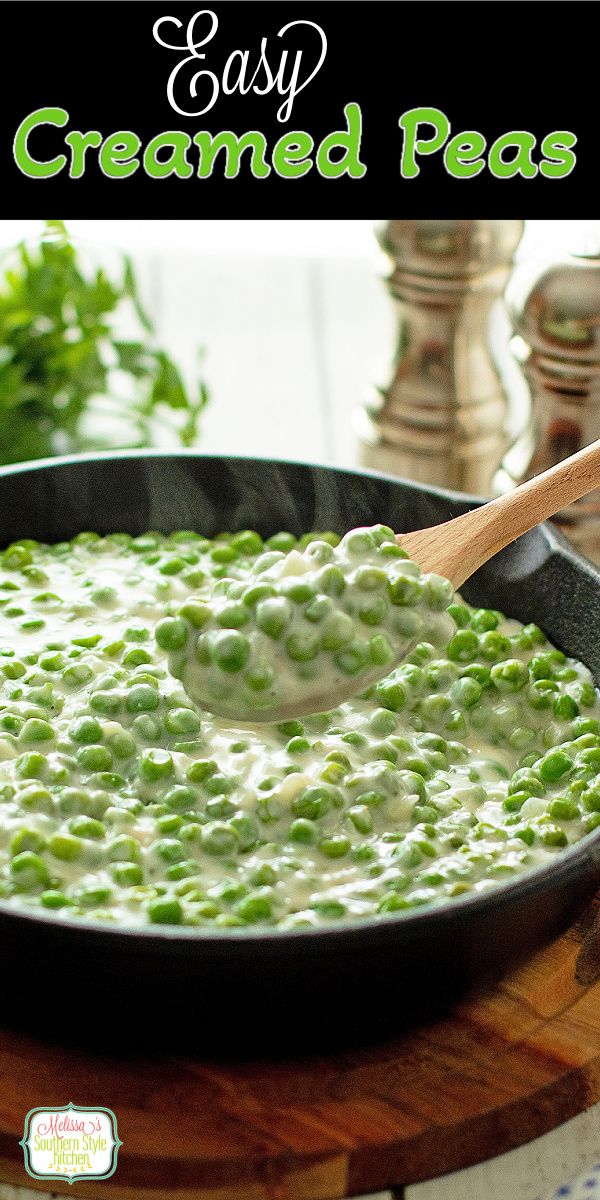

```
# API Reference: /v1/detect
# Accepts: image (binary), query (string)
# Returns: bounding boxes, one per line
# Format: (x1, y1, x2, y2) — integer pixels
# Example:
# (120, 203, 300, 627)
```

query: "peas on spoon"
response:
(161, 439, 600, 722)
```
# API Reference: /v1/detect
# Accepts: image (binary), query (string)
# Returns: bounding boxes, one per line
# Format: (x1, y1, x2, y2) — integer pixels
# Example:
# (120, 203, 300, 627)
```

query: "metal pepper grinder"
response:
(494, 234, 600, 561)
(357, 219, 523, 493)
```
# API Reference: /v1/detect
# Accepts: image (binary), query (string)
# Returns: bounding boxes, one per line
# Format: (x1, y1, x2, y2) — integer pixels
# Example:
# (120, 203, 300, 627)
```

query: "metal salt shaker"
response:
(357, 220, 523, 494)
(494, 236, 600, 560)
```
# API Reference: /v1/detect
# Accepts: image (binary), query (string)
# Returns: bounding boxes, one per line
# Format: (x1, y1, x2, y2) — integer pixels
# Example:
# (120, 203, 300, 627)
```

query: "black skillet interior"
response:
(1, 452, 600, 1053)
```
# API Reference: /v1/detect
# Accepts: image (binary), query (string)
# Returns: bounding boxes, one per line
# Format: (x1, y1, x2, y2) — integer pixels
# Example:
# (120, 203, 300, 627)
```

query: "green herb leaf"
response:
(0, 221, 208, 465)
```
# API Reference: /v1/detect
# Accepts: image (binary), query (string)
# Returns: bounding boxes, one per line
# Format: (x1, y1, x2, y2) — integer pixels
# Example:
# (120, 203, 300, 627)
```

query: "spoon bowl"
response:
(178, 440, 600, 723)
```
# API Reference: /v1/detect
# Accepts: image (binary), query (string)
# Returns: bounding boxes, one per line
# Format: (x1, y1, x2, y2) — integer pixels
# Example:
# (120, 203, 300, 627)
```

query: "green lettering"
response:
(540, 131, 577, 178)
(65, 130, 102, 179)
(488, 131, 537, 179)
(316, 103, 366, 179)
(444, 131, 486, 178)
(99, 131, 141, 178)
(143, 132, 192, 179)
(13, 107, 68, 178)
(399, 106, 450, 179)
(272, 131, 314, 178)
(193, 130, 270, 178)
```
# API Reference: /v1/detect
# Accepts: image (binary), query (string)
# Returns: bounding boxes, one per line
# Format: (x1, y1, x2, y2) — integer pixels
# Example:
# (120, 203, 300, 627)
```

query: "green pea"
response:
(155, 616, 189, 651)
(354, 565, 387, 591)
(132, 714, 162, 742)
(369, 708, 398, 736)
(38, 651, 65, 672)
(163, 707, 201, 736)
(424, 574, 454, 610)
(321, 612, 354, 651)
(312, 899, 347, 918)
(19, 718, 54, 743)
(334, 641, 370, 675)
(256, 597, 292, 638)
(70, 716, 103, 745)
(244, 661, 275, 692)
(77, 745, 113, 772)
(201, 822, 239, 856)
(122, 647, 153, 668)
(0, 714, 23, 734)
(286, 633, 320, 663)
(529, 652, 563, 681)
(374, 679, 406, 712)
(11, 850, 50, 891)
(277, 720, 302, 739)
(111, 862, 144, 886)
(447, 630, 479, 662)
(446, 604, 469, 629)
(204, 772, 236, 796)
(179, 601, 212, 628)
(62, 663, 95, 688)
(315, 564, 346, 597)
(152, 837, 186, 864)
(288, 818, 317, 843)
(10, 828, 46, 856)
(292, 786, 333, 819)
(547, 798, 579, 821)
(491, 659, 529, 692)
(210, 543, 238, 565)
(3, 544, 32, 569)
(502, 791, 530, 813)
(107, 731, 137, 759)
(540, 825, 569, 847)
(286, 736, 311, 755)
(266, 532, 296, 553)
(538, 749, 573, 783)
(235, 891, 272, 922)
(49, 833, 83, 861)
(229, 813, 259, 850)
(318, 835, 351, 858)
(527, 680, 559, 710)
(107, 835, 141, 862)
(210, 630, 251, 674)
(348, 805, 373, 834)
(508, 769, 545, 797)
(186, 760, 218, 783)
(15, 752, 47, 780)
(387, 575, 421, 606)
(18, 783, 53, 813)
(2, 659, 27, 680)
(480, 632, 511, 662)
(215, 602, 250, 630)
(139, 749, 174, 782)
(126, 684, 160, 713)
(157, 813, 183, 835)
(575, 681, 597, 709)
(41, 890, 71, 909)
(73, 885, 112, 908)
(568, 715, 597, 734)
(369, 635, 394, 666)
(519, 623, 546, 648)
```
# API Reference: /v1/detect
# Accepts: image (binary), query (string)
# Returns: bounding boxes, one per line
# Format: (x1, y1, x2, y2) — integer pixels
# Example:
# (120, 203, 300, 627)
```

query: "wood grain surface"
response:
(1, 895, 600, 1200)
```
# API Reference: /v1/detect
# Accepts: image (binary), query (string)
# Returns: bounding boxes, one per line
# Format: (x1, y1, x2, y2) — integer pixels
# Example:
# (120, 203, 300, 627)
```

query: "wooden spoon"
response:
(399, 438, 600, 587)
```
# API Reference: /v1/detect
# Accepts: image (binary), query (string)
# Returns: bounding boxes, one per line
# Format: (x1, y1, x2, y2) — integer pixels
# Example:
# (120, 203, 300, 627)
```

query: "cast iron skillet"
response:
(1, 450, 600, 1053)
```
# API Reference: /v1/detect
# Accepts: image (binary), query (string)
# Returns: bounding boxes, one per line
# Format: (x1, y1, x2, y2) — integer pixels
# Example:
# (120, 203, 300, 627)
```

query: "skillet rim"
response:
(0, 447, 599, 955)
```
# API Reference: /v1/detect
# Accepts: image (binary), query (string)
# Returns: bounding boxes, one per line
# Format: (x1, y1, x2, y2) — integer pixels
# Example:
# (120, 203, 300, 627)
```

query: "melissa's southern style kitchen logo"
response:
(10, 8, 578, 183)
(20, 1103, 122, 1185)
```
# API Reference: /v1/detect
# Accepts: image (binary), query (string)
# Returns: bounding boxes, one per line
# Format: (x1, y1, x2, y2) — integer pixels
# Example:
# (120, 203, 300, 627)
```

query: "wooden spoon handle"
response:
(400, 439, 600, 589)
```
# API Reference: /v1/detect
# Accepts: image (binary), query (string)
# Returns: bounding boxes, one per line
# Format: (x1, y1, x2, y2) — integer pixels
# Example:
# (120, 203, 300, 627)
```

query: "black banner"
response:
(0, 1, 593, 217)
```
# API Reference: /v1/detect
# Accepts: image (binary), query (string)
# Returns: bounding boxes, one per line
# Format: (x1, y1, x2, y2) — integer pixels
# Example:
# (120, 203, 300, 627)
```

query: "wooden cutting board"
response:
(2, 896, 600, 1200)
